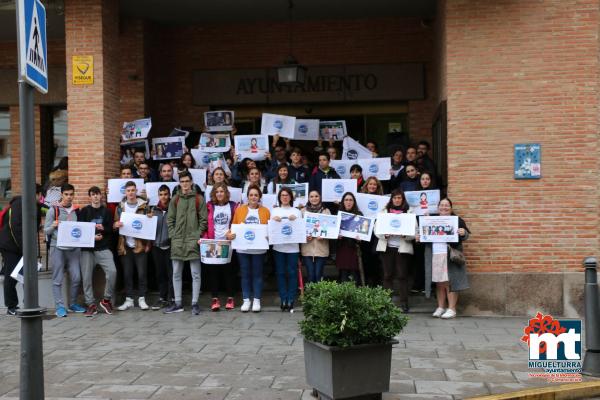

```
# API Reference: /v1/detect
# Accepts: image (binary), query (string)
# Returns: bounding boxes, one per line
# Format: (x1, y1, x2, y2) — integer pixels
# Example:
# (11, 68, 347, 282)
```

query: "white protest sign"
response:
(355, 193, 389, 217)
(261, 113, 296, 139)
(259, 193, 277, 210)
(405, 189, 441, 216)
(231, 224, 269, 250)
(319, 121, 347, 141)
(189, 168, 207, 190)
(374, 213, 417, 237)
(119, 213, 158, 241)
(358, 157, 391, 180)
(121, 118, 151, 141)
(268, 218, 307, 245)
(234, 135, 269, 161)
(57, 221, 96, 248)
(419, 216, 459, 243)
(321, 179, 357, 202)
(342, 136, 372, 160)
(145, 182, 179, 206)
(330, 160, 355, 179)
(107, 179, 144, 203)
(294, 119, 320, 140)
(190, 149, 210, 168)
(199, 239, 233, 264)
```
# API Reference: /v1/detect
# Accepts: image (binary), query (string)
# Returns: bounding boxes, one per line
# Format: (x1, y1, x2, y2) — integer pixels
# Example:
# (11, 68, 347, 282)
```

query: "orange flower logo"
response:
(521, 312, 567, 354)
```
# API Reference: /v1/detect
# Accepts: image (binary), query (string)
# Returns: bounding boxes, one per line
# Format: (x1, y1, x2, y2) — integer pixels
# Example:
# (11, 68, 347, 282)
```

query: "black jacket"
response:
(0, 197, 42, 255)
(77, 205, 113, 251)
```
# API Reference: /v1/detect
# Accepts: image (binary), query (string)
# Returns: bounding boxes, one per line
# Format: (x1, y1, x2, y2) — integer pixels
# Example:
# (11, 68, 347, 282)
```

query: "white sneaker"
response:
(432, 307, 445, 318)
(138, 297, 149, 310)
(252, 299, 261, 313)
(117, 297, 134, 311)
(441, 309, 457, 319)
(240, 299, 251, 312)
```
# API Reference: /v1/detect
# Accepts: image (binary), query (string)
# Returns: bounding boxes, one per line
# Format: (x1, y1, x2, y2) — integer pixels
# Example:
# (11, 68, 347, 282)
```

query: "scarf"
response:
(305, 201, 324, 213)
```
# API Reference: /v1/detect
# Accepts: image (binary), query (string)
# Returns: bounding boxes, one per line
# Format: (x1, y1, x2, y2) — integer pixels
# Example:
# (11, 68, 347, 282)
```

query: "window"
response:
(0, 109, 10, 198)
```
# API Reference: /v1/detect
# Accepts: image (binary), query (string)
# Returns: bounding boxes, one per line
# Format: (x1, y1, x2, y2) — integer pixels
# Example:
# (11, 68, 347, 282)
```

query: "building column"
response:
(10, 105, 42, 195)
(64, 0, 120, 203)
(120, 18, 146, 123)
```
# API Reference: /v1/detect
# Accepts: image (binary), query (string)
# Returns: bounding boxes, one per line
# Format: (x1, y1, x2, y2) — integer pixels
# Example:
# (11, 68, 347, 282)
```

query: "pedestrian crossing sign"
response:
(17, 0, 48, 94)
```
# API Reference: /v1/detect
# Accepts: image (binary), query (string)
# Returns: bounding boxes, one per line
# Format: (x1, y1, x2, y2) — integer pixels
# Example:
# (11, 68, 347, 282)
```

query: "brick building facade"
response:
(0, 0, 595, 315)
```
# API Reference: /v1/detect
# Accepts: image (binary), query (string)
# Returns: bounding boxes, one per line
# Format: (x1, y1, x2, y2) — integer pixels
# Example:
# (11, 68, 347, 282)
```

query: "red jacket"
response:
(202, 201, 238, 239)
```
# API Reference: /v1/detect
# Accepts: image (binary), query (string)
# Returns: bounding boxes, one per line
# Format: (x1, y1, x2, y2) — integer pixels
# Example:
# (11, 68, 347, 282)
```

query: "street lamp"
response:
(276, 0, 306, 85)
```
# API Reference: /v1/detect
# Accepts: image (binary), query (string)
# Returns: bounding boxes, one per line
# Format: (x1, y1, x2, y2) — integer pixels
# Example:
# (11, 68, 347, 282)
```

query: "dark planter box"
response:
(303, 339, 398, 400)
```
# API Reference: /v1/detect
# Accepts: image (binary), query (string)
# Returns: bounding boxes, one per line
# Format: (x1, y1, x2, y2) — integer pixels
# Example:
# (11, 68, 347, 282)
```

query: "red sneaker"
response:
(84, 304, 98, 317)
(211, 298, 221, 312)
(225, 297, 235, 310)
(99, 299, 113, 315)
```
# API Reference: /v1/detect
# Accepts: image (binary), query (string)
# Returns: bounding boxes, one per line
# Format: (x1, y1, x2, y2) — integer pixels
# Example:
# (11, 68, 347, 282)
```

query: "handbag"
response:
(447, 245, 466, 265)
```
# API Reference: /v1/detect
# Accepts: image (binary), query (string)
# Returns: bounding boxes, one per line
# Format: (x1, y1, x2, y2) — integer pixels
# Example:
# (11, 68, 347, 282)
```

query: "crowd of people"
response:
(0, 129, 470, 320)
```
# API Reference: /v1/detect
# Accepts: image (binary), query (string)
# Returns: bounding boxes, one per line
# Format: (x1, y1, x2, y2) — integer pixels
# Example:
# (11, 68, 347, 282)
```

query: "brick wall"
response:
(119, 18, 146, 123)
(443, 0, 600, 272)
(10, 105, 42, 195)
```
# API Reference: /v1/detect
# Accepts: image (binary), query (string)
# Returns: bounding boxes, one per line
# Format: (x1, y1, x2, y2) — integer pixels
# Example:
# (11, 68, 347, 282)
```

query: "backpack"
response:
(46, 205, 78, 243)
(0, 207, 9, 230)
(174, 193, 201, 213)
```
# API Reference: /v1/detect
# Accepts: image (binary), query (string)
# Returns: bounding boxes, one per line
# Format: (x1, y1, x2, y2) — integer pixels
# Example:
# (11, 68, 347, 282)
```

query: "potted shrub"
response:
(299, 281, 408, 400)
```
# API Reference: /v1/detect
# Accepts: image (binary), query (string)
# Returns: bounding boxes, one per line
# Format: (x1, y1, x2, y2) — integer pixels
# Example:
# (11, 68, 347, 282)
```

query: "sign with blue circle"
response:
(17, 0, 48, 94)
(273, 120, 283, 130)
(390, 219, 401, 229)
(281, 225, 293, 236)
(70, 228, 82, 238)
(298, 124, 308, 133)
(368, 163, 379, 174)
(244, 230, 255, 241)
(334, 184, 344, 194)
(368, 200, 378, 211)
(132, 220, 143, 230)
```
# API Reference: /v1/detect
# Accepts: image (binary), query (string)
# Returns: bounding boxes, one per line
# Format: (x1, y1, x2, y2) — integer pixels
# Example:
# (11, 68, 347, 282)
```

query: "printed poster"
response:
(321, 179, 357, 202)
(107, 179, 145, 203)
(152, 136, 185, 160)
(261, 113, 296, 139)
(120, 140, 150, 166)
(514, 143, 541, 179)
(294, 119, 320, 141)
(338, 211, 375, 242)
(267, 218, 307, 245)
(259, 193, 277, 210)
(330, 160, 355, 179)
(121, 118, 151, 142)
(145, 182, 180, 206)
(188, 168, 207, 191)
(199, 239, 233, 264)
(234, 135, 269, 161)
(199, 133, 231, 153)
(231, 224, 269, 250)
(56, 221, 96, 248)
(374, 213, 417, 237)
(355, 193, 389, 217)
(204, 111, 234, 132)
(119, 213, 158, 241)
(10, 258, 42, 285)
(405, 190, 440, 216)
(342, 136, 372, 160)
(419, 216, 459, 243)
(276, 183, 309, 207)
(304, 212, 341, 240)
(358, 157, 391, 180)
(319, 121, 347, 141)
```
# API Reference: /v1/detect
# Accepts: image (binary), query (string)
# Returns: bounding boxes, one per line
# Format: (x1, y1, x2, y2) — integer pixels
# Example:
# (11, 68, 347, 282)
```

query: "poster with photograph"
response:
(276, 183, 308, 207)
(120, 140, 149, 166)
(355, 193, 390, 218)
(338, 211, 375, 242)
(188, 168, 207, 190)
(268, 218, 307, 245)
(419, 216, 459, 243)
(190, 149, 209, 168)
(205, 185, 242, 203)
(304, 212, 341, 239)
(405, 189, 440, 216)
(204, 111, 234, 132)
(374, 213, 417, 237)
(199, 133, 231, 153)
(319, 121, 347, 141)
(321, 179, 357, 202)
(199, 239, 233, 264)
(107, 179, 145, 203)
(206, 152, 231, 175)
(57, 221, 96, 248)
(261, 113, 296, 139)
(231, 224, 269, 250)
(121, 118, 151, 142)
(168, 128, 189, 138)
(294, 119, 320, 141)
(342, 136, 372, 160)
(234, 135, 269, 161)
(119, 213, 158, 241)
(152, 136, 185, 160)
(358, 157, 391, 180)
(514, 143, 541, 179)
(145, 182, 180, 206)
(330, 160, 355, 179)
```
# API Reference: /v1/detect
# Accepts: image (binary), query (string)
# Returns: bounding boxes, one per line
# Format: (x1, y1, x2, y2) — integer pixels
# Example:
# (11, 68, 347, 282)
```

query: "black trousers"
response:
(2, 250, 20, 309)
(152, 247, 174, 302)
(206, 262, 235, 298)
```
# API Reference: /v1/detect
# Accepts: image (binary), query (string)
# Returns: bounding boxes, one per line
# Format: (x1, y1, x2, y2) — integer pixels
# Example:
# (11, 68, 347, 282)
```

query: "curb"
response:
(466, 381, 600, 400)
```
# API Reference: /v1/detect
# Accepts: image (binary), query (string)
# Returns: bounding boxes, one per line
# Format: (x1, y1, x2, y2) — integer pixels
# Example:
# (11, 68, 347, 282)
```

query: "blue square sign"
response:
(17, 0, 48, 94)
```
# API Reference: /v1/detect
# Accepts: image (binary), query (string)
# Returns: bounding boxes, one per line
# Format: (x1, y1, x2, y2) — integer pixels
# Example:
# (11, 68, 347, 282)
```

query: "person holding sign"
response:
(301, 191, 331, 283)
(114, 181, 151, 312)
(419, 198, 470, 319)
(201, 183, 238, 312)
(266, 164, 295, 194)
(43, 183, 85, 317)
(165, 171, 208, 315)
(270, 188, 302, 313)
(374, 189, 414, 313)
(228, 185, 270, 312)
(359, 176, 385, 287)
(148, 185, 174, 311)
(336, 192, 362, 285)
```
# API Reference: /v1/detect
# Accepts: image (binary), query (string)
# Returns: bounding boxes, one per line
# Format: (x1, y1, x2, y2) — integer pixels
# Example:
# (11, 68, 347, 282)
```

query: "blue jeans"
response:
(303, 256, 326, 283)
(273, 251, 299, 305)
(237, 252, 265, 300)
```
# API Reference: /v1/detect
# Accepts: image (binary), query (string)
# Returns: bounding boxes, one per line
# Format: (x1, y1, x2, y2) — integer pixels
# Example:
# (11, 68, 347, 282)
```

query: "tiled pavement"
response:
(0, 306, 591, 400)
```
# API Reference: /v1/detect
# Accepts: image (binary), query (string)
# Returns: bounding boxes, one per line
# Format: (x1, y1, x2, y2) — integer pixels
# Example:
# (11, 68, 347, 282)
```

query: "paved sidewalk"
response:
(0, 307, 588, 400)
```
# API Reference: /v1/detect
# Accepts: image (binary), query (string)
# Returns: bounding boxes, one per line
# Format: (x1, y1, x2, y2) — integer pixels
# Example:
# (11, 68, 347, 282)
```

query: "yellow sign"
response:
(72, 55, 94, 85)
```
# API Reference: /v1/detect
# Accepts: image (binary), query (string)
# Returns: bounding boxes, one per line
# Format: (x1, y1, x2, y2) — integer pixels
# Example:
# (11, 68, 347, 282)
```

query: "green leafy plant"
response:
(299, 281, 408, 348)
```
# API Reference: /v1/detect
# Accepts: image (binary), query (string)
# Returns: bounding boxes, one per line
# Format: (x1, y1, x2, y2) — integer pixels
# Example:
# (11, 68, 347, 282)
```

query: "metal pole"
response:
(582, 257, 600, 377)
(17, 80, 46, 400)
